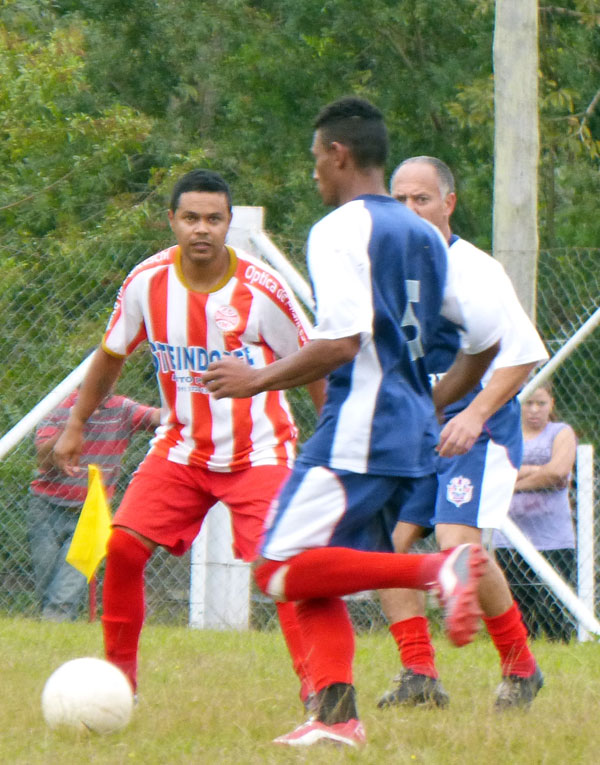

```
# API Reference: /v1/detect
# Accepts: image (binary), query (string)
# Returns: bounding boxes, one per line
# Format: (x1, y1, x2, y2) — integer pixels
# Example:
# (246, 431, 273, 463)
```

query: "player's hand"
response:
(436, 409, 484, 457)
(52, 422, 85, 476)
(203, 356, 262, 399)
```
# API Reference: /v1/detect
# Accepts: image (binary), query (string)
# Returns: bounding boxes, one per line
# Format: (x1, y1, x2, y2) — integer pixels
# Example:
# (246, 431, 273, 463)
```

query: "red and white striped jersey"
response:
(103, 245, 312, 472)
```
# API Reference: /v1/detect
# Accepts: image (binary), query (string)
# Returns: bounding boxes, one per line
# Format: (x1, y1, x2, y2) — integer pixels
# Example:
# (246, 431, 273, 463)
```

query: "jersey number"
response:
(401, 280, 424, 361)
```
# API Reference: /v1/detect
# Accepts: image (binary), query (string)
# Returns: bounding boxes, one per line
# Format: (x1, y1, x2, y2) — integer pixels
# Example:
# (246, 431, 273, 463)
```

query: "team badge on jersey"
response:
(446, 476, 474, 507)
(215, 305, 240, 332)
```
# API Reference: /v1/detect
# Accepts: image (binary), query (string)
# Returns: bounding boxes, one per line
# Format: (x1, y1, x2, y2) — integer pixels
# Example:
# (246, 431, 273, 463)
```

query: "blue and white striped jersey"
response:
(297, 195, 505, 477)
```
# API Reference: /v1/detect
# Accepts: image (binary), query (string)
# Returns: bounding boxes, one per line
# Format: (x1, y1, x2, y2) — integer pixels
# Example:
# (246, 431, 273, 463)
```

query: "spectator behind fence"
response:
(28, 382, 160, 621)
(493, 381, 578, 642)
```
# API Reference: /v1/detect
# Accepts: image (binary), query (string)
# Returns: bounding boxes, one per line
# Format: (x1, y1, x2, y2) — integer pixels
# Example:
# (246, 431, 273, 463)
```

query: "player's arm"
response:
(432, 345, 500, 416)
(437, 245, 547, 457)
(436, 358, 536, 457)
(514, 426, 577, 492)
(305, 379, 327, 414)
(53, 348, 125, 475)
(203, 336, 360, 399)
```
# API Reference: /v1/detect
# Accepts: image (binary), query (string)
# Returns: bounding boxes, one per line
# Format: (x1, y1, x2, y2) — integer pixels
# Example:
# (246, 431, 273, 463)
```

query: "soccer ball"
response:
(41, 657, 134, 734)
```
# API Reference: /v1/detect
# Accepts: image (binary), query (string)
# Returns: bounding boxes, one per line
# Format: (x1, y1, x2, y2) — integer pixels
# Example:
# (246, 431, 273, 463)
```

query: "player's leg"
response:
(102, 526, 154, 690)
(217, 465, 314, 710)
(254, 466, 485, 747)
(102, 454, 213, 691)
(272, 596, 366, 748)
(494, 548, 539, 637)
(376, 471, 449, 709)
(377, 521, 449, 709)
(437, 522, 542, 710)
(256, 544, 484, 746)
(257, 468, 485, 641)
(434, 435, 542, 710)
(274, 601, 314, 709)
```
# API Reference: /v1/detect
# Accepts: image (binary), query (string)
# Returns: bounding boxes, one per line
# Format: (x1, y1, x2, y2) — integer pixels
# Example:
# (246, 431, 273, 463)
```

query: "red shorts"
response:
(113, 454, 290, 560)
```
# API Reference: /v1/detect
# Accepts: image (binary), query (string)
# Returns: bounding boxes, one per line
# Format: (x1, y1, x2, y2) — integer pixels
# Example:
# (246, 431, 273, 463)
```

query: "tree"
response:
(0, 8, 154, 424)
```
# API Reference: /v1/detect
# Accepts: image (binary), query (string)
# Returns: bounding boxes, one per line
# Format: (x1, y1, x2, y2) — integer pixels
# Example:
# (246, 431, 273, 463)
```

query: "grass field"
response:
(2, 614, 599, 764)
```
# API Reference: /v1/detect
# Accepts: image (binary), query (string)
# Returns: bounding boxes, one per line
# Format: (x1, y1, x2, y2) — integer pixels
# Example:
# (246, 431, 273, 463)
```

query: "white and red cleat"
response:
(273, 718, 366, 748)
(437, 543, 486, 647)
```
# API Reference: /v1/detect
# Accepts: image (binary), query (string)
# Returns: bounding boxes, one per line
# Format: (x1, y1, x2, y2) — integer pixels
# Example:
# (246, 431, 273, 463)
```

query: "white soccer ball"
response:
(41, 657, 134, 734)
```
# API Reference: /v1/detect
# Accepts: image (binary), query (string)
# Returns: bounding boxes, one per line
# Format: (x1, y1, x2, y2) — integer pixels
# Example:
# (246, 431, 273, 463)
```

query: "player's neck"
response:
(179, 246, 232, 292)
(337, 169, 387, 206)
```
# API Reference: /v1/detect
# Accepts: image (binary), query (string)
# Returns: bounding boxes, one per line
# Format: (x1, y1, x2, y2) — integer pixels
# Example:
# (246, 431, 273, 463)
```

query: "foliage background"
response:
(1, 1, 599, 625)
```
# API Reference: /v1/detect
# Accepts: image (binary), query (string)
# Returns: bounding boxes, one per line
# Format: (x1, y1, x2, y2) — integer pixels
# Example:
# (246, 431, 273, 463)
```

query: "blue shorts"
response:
(396, 433, 519, 530)
(261, 464, 437, 561)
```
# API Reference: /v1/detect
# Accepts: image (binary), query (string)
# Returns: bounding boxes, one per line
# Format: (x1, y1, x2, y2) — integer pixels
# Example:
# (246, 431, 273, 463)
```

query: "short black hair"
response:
(169, 169, 232, 212)
(313, 96, 388, 169)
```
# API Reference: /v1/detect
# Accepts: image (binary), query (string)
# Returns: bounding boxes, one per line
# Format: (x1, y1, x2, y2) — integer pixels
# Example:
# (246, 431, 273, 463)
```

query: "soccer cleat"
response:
(377, 668, 450, 709)
(273, 718, 366, 748)
(436, 543, 486, 647)
(494, 665, 544, 710)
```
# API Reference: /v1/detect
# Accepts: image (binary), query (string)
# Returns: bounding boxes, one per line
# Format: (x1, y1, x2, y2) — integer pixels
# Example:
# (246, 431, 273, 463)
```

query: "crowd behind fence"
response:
(0, 225, 598, 638)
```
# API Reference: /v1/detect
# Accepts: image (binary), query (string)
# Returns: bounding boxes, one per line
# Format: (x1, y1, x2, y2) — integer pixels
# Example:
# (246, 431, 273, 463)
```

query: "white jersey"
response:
(449, 236, 548, 384)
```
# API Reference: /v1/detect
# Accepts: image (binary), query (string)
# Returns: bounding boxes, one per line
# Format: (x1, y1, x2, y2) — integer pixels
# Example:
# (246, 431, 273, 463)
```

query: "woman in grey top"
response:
(494, 382, 578, 642)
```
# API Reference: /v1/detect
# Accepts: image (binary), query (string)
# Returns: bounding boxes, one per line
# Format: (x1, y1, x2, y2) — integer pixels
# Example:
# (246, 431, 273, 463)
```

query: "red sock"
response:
(483, 602, 536, 677)
(276, 601, 314, 703)
(255, 547, 445, 601)
(390, 616, 437, 678)
(102, 528, 152, 691)
(296, 597, 354, 692)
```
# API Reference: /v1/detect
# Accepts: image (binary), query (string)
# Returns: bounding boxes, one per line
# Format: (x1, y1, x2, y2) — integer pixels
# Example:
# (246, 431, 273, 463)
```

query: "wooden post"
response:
(493, 0, 539, 320)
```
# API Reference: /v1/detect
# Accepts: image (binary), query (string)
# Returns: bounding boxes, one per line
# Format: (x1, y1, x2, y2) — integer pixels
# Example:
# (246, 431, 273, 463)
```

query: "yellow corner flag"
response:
(66, 464, 112, 582)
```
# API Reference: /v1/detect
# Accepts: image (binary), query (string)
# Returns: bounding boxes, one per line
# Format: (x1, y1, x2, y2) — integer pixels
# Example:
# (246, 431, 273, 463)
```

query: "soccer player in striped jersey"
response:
(203, 97, 517, 748)
(53, 169, 324, 706)
(376, 157, 547, 713)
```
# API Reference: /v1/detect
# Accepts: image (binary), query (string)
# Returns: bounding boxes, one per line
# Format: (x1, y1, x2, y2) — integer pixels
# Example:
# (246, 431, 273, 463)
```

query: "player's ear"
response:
(445, 192, 457, 218)
(167, 209, 175, 231)
(330, 141, 350, 169)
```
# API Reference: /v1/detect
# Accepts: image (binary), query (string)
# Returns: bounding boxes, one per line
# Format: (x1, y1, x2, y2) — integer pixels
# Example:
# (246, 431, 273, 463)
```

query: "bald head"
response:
(390, 156, 456, 242)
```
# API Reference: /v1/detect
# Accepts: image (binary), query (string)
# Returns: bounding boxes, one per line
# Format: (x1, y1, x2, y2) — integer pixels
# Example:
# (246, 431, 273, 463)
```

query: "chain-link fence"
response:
(491, 246, 600, 641)
(1, 232, 599, 638)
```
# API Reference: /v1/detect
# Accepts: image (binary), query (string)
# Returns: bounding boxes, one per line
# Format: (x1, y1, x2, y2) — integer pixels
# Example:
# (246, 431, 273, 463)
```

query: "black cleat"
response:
(494, 664, 544, 710)
(377, 668, 450, 709)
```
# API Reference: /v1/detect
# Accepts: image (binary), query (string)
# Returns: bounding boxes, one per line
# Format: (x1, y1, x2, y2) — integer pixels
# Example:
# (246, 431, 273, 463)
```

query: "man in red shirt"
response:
(28, 388, 159, 621)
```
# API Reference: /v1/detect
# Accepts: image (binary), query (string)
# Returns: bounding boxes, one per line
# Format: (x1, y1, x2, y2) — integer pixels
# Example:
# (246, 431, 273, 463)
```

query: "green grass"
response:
(2, 615, 599, 764)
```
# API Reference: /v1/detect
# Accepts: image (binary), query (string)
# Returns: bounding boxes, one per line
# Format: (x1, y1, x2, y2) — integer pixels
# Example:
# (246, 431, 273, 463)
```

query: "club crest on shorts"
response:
(446, 475, 473, 507)
(214, 305, 240, 332)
